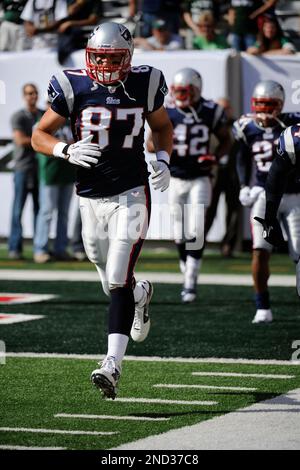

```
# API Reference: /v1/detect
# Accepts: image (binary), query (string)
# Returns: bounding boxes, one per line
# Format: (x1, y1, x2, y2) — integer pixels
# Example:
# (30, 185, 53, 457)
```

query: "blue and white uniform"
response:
(234, 113, 300, 258)
(48, 65, 168, 290)
(167, 98, 226, 242)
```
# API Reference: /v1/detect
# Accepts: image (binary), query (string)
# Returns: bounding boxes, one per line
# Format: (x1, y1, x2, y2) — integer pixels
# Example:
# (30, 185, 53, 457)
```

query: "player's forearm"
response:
(151, 122, 173, 157)
(31, 129, 62, 156)
(215, 134, 232, 161)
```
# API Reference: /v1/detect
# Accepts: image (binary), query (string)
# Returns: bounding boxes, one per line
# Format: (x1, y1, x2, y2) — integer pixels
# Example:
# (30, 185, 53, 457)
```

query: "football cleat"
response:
(131, 280, 153, 342)
(91, 356, 121, 400)
(181, 288, 196, 303)
(252, 309, 273, 324)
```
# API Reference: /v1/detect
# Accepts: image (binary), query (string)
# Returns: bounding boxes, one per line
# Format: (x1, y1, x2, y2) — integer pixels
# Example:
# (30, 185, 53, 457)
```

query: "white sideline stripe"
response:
(192, 372, 295, 379)
(154, 384, 257, 392)
(114, 398, 217, 406)
(114, 388, 300, 450)
(5, 352, 300, 365)
(0, 427, 117, 436)
(0, 269, 295, 286)
(55, 413, 170, 422)
(0, 445, 66, 450)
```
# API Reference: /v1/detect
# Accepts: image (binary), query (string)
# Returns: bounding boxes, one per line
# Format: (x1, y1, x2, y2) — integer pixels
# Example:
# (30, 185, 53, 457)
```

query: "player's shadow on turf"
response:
(205, 392, 278, 401)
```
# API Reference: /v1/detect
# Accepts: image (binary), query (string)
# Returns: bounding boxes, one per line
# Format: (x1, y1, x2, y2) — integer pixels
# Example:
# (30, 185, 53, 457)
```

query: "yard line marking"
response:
(192, 372, 295, 379)
(6, 352, 300, 366)
(0, 270, 295, 286)
(55, 413, 170, 422)
(0, 313, 44, 325)
(114, 398, 217, 406)
(0, 293, 57, 304)
(0, 427, 118, 436)
(0, 445, 66, 450)
(153, 384, 257, 392)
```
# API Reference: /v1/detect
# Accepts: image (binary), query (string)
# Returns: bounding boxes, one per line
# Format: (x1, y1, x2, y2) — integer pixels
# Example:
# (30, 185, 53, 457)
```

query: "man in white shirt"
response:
(21, 0, 68, 49)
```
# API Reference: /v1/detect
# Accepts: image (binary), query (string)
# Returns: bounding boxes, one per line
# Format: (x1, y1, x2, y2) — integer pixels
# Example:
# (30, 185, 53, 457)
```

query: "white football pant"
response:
(169, 176, 212, 247)
(79, 185, 150, 295)
(252, 191, 300, 261)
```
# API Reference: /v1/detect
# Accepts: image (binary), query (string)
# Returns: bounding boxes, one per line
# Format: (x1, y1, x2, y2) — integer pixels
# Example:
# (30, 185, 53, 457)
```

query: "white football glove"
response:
(53, 135, 101, 169)
(250, 185, 264, 203)
(239, 186, 252, 207)
(150, 160, 170, 192)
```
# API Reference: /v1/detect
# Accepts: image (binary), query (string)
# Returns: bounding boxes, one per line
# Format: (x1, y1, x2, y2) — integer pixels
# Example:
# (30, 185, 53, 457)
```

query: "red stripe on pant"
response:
(125, 184, 151, 288)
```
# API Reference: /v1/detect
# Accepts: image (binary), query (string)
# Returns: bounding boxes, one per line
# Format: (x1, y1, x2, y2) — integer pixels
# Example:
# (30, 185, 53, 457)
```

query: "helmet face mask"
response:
(251, 80, 285, 125)
(171, 84, 199, 108)
(86, 23, 134, 85)
(171, 68, 202, 108)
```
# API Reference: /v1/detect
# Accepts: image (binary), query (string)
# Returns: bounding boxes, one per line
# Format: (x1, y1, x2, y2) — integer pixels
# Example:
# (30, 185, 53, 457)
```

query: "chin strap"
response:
(188, 106, 201, 123)
(118, 80, 136, 101)
(176, 105, 200, 123)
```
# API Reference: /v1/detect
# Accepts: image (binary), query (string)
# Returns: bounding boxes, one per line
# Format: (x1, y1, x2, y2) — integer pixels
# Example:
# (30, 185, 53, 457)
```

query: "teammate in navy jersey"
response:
(152, 68, 231, 303)
(255, 124, 300, 298)
(234, 80, 300, 323)
(31, 22, 173, 399)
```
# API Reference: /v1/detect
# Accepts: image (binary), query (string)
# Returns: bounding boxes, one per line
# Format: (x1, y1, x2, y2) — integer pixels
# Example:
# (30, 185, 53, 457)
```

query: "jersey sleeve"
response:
(47, 71, 74, 118)
(146, 68, 168, 114)
(233, 117, 249, 144)
(11, 111, 24, 131)
(277, 126, 298, 166)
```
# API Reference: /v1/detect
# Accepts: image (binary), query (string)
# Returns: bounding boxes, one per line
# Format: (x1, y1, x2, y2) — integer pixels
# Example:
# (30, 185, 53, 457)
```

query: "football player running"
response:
(32, 22, 173, 399)
(255, 124, 300, 299)
(234, 80, 300, 323)
(149, 68, 231, 303)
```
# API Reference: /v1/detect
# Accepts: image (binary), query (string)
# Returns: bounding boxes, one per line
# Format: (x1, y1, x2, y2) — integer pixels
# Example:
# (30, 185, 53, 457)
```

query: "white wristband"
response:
(53, 141, 68, 159)
(156, 150, 170, 165)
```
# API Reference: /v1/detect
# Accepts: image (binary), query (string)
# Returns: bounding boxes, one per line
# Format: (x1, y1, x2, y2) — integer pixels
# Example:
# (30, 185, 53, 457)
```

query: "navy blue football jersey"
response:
(48, 66, 168, 197)
(167, 98, 227, 179)
(277, 124, 300, 174)
(233, 113, 300, 192)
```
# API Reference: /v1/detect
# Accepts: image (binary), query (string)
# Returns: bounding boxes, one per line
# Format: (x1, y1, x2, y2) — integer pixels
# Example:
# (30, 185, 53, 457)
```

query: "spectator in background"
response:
(227, 0, 263, 51)
(182, 0, 221, 36)
(21, 0, 68, 49)
(134, 18, 184, 51)
(247, 14, 296, 55)
(128, 0, 182, 37)
(248, 0, 278, 30)
(193, 11, 229, 50)
(205, 98, 240, 258)
(33, 101, 75, 263)
(0, 0, 29, 51)
(8, 84, 44, 260)
(57, 0, 102, 64)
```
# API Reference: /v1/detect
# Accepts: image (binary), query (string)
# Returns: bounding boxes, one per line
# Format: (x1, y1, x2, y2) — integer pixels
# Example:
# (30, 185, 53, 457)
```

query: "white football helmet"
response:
(251, 80, 285, 117)
(86, 22, 134, 85)
(171, 68, 202, 108)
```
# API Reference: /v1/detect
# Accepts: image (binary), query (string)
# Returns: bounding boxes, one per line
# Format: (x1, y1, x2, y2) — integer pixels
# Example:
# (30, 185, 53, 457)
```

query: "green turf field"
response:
(0, 357, 299, 450)
(0, 278, 299, 449)
(0, 280, 299, 359)
(0, 243, 295, 274)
